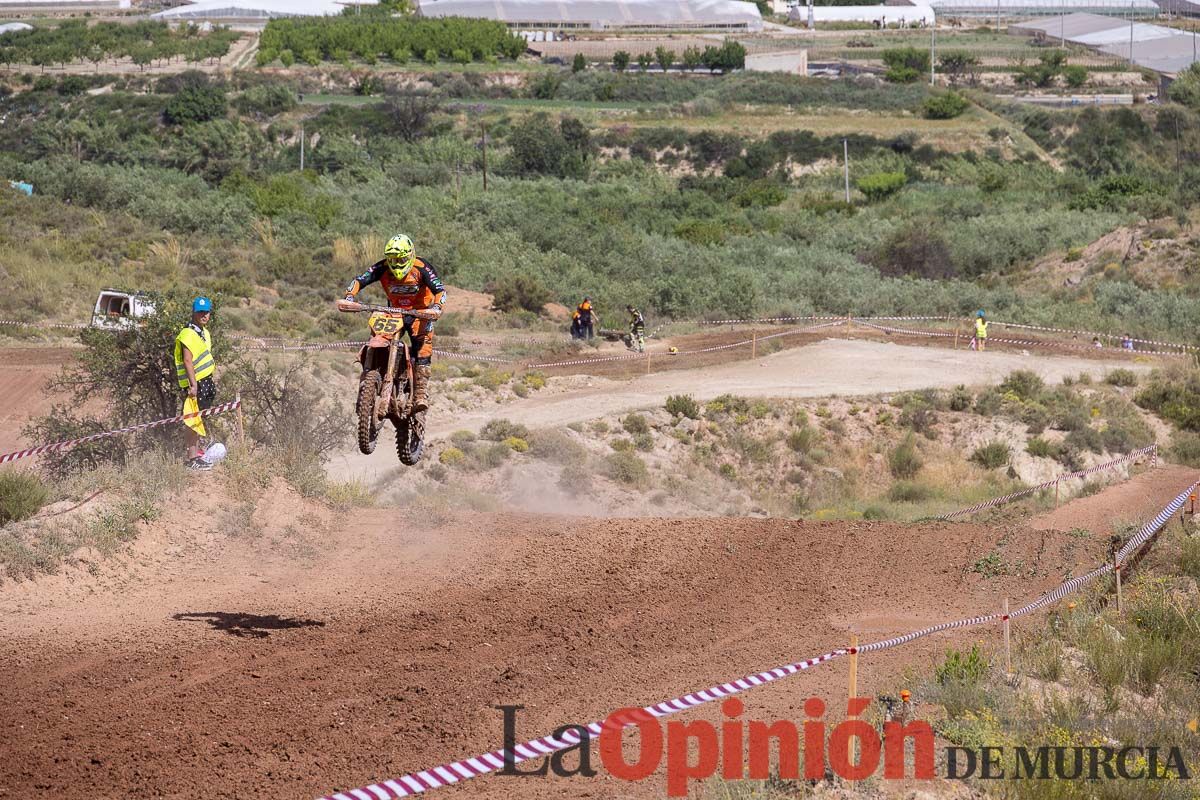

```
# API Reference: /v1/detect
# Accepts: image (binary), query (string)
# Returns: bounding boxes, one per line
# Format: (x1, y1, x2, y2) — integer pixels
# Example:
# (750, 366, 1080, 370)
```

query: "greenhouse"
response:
(415, 0, 765, 31)
(929, 0, 1158, 19)
(1016, 12, 1200, 74)
(153, 0, 371, 19)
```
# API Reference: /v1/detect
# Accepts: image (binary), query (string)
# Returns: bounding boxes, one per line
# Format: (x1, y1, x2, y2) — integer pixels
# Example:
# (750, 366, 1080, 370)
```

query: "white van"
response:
(91, 290, 154, 330)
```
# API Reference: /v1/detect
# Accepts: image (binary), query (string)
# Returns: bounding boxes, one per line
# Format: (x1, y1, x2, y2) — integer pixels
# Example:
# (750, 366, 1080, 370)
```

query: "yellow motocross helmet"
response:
(384, 234, 415, 280)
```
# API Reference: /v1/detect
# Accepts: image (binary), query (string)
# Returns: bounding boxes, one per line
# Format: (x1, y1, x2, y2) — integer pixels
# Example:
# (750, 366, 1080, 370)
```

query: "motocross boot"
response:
(412, 364, 432, 413)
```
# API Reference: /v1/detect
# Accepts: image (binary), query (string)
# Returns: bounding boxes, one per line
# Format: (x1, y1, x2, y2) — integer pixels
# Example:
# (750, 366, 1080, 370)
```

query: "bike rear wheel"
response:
(396, 411, 425, 465)
(357, 370, 383, 454)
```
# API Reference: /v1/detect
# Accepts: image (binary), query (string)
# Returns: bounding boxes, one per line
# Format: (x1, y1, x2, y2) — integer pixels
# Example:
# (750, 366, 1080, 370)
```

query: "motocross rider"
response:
(344, 234, 446, 412)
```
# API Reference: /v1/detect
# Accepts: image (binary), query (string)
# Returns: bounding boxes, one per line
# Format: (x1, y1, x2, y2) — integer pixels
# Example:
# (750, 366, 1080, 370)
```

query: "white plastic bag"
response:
(202, 442, 228, 465)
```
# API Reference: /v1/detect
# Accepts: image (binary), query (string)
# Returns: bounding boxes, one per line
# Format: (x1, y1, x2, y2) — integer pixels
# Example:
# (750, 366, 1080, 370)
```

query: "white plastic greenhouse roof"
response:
(416, 0, 764, 29)
(153, 0, 371, 17)
(1018, 13, 1200, 74)
(797, 4, 935, 22)
(930, 0, 1156, 10)
(0, 22, 34, 33)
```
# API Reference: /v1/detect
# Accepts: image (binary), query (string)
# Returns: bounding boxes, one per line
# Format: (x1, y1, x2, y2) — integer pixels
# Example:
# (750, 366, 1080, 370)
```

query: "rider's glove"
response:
(344, 294, 356, 302)
(430, 304, 442, 313)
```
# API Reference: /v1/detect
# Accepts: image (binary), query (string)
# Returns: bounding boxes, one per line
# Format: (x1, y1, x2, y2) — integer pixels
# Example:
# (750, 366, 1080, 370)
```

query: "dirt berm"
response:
(1, 471, 1176, 800)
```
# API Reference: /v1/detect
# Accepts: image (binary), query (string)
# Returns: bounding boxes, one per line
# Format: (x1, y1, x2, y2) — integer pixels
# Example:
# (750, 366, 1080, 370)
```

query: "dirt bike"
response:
(336, 299, 440, 465)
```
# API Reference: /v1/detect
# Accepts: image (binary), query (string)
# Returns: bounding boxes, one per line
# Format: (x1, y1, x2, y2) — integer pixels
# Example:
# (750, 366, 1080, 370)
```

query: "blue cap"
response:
(976, 309, 985, 317)
(193, 296, 213, 313)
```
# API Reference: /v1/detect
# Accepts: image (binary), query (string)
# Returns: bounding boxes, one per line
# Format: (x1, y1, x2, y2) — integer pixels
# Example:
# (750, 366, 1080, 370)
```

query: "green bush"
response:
(999, 370, 1045, 401)
(503, 436, 529, 452)
(622, 413, 650, 435)
(572, 53, 586, 73)
(787, 425, 818, 454)
(888, 434, 923, 479)
(882, 47, 929, 83)
(665, 394, 700, 419)
(480, 418, 529, 442)
(439, 446, 466, 466)
(527, 429, 587, 464)
(1105, 368, 1138, 388)
(888, 480, 934, 502)
(922, 92, 969, 120)
(558, 462, 593, 495)
(1063, 65, 1088, 88)
(164, 84, 227, 125)
(489, 272, 551, 313)
(856, 171, 906, 202)
(1170, 431, 1200, 466)
(606, 451, 648, 485)
(935, 644, 989, 686)
(1026, 436, 1060, 459)
(0, 471, 49, 524)
(970, 441, 1010, 469)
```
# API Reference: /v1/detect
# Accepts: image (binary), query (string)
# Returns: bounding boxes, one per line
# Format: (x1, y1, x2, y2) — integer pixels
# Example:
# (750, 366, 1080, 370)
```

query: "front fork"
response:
(377, 338, 412, 420)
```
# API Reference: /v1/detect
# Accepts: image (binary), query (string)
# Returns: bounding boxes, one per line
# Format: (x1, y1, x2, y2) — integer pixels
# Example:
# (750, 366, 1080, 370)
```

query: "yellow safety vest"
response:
(975, 319, 988, 339)
(174, 324, 214, 389)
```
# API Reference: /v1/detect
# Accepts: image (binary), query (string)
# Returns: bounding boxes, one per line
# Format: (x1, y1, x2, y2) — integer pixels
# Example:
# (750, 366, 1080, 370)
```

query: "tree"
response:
(655, 45, 675, 73)
(1169, 63, 1200, 110)
(637, 51, 652, 71)
(384, 91, 440, 141)
(700, 39, 745, 72)
(922, 92, 970, 119)
(164, 84, 227, 125)
(572, 52, 585, 73)
(882, 47, 928, 83)
(612, 49, 629, 72)
(423, 47, 438, 64)
(700, 38, 744, 71)
(937, 50, 978, 86)
(279, 48, 295, 66)
(507, 112, 591, 179)
(856, 171, 906, 202)
(682, 45, 702, 71)
(1062, 64, 1088, 88)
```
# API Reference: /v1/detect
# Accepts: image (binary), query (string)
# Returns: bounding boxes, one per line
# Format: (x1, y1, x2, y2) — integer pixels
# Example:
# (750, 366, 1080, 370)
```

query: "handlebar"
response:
(336, 299, 441, 321)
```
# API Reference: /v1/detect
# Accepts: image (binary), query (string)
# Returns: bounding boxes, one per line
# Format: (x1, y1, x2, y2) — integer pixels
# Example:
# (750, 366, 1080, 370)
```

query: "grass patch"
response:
(0, 471, 49, 525)
(970, 441, 1010, 469)
(888, 434, 923, 479)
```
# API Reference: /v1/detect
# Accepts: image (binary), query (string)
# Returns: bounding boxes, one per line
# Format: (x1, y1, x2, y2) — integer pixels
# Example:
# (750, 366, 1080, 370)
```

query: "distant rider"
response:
(627, 305, 645, 353)
(344, 234, 446, 412)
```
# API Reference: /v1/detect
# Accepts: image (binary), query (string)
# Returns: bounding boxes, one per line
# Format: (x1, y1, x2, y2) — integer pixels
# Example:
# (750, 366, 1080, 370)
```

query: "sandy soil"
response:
(330, 336, 1156, 483)
(0, 478, 1145, 800)
(0, 346, 73, 453)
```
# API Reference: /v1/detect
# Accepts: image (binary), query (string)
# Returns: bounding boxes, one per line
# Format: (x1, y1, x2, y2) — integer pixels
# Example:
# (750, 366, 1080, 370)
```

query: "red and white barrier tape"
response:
(319, 471, 1195, 800)
(857, 320, 1190, 358)
(0, 318, 87, 331)
(937, 445, 1157, 521)
(318, 648, 847, 800)
(993, 321, 1198, 353)
(0, 399, 240, 465)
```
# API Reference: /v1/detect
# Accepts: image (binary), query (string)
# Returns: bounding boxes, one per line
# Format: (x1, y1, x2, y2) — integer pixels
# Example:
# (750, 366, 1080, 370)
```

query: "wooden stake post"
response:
(848, 634, 859, 700)
(1003, 598, 1012, 675)
(1114, 555, 1123, 615)
(236, 392, 245, 448)
(751, 331, 757, 359)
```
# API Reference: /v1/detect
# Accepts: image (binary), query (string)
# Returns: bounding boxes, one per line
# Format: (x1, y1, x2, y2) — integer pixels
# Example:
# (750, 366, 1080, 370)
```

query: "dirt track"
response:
(0, 466, 1188, 800)
(330, 336, 1156, 483)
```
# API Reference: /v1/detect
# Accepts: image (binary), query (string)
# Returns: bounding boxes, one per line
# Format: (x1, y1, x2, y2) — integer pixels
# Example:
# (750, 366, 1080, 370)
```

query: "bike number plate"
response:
(368, 312, 404, 335)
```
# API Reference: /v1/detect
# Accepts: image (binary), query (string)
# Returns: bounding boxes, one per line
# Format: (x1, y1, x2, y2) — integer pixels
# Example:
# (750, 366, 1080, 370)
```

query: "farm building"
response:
(415, 0, 765, 31)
